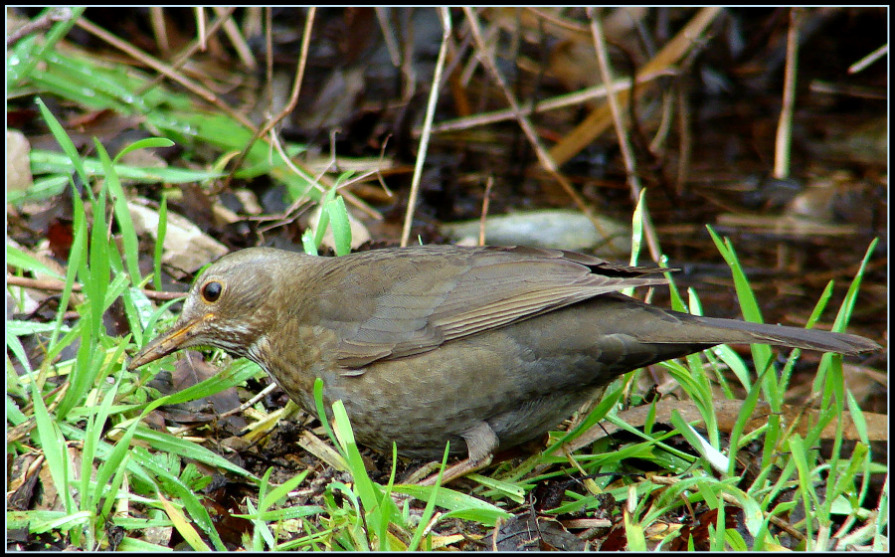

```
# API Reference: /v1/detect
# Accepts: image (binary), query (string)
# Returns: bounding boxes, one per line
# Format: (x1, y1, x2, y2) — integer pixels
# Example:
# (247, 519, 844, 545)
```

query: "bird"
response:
(128, 245, 880, 472)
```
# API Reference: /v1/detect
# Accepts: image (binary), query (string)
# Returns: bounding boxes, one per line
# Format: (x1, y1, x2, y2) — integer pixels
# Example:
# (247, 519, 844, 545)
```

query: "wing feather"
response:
(321, 246, 667, 368)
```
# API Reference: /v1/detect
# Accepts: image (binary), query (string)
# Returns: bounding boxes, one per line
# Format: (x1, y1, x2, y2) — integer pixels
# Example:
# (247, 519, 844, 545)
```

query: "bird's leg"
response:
(417, 421, 498, 486)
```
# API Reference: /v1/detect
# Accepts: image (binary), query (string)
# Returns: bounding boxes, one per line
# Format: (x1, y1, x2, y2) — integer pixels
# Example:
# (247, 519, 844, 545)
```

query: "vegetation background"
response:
(7, 7, 887, 551)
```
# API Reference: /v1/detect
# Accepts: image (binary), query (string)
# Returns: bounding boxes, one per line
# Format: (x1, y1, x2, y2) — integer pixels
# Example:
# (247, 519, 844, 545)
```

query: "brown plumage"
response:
(129, 245, 880, 464)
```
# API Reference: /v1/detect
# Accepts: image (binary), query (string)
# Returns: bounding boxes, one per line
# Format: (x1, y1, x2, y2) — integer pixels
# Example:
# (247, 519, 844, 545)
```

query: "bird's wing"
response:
(320, 246, 668, 368)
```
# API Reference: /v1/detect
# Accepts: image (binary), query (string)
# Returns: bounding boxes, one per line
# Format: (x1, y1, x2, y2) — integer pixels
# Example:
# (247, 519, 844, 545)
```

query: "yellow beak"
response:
(128, 315, 208, 370)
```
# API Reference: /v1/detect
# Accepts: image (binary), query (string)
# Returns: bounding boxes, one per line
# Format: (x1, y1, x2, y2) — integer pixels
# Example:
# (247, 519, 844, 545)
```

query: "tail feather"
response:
(674, 314, 880, 356)
(579, 294, 880, 356)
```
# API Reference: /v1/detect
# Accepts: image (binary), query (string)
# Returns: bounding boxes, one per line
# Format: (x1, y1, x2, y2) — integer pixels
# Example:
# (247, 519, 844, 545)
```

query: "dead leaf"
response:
(7, 130, 33, 192)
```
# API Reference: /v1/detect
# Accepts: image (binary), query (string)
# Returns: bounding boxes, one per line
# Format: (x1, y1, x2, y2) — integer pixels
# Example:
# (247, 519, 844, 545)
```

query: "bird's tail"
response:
(658, 312, 880, 356)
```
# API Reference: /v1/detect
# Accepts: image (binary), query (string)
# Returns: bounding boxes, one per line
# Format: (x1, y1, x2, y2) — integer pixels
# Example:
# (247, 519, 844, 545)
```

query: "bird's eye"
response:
(201, 281, 223, 302)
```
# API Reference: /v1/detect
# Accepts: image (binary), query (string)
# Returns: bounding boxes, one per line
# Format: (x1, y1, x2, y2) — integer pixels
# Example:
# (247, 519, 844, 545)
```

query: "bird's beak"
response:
(127, 315, 208, 370)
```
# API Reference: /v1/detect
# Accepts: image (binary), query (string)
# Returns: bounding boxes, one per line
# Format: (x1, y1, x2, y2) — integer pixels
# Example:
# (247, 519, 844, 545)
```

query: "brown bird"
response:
(128, 245, 879, 470)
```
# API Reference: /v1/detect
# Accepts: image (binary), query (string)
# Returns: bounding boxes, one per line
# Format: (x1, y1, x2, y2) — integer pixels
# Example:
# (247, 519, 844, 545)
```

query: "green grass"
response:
(8, 15, 321, 207)
(7, 109, 884, 548)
